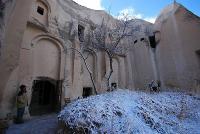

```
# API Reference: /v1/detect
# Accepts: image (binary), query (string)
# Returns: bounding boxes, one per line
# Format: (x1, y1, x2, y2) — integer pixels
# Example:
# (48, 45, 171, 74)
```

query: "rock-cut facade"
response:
(0, 0, 200, 118)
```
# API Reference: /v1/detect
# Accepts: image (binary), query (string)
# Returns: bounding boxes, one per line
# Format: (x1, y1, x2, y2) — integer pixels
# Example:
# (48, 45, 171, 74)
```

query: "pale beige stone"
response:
(0, 1, 199, 118)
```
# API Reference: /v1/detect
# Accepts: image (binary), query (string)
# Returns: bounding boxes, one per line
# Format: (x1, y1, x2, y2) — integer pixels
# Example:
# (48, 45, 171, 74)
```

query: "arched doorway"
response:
(29, 79, 59, 115)
(29, 35, 65, 115)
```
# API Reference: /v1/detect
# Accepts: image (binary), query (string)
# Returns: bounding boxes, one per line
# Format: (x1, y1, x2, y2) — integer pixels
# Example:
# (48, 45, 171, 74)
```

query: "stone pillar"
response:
(71, 39, 82, 99)
(149, 47, 159, 81)
(125, 52, 135, 89)
(63, 48, 72, 105)
(119, 57, 126, 88)
(96, 51, 102, 92)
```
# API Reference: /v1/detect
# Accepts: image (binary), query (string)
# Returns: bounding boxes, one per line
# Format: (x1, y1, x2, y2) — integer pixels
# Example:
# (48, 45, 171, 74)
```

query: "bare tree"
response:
(70, 23, 98, 95)
(69, 47, 98, 95)
(55, 18, 98, 95)
(56, 14, 145, 93)
(88, 16, 139, 91)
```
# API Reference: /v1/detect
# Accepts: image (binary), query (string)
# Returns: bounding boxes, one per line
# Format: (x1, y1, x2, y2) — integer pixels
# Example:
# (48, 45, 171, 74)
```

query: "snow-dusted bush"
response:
(58, 89, 200, 134)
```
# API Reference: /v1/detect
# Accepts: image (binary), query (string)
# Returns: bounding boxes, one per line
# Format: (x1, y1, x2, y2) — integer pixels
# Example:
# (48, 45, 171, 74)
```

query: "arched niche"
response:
(31, 34, 65, 80)
(110, 57, 120, 88)
(32, 0, 51, 26)
(82, 50, 97, 88)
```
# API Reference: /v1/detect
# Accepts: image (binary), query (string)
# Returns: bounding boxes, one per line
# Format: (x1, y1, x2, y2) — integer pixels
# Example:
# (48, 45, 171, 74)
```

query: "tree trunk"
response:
(68, 48, 98, 95)
(106, 52, 113, 91)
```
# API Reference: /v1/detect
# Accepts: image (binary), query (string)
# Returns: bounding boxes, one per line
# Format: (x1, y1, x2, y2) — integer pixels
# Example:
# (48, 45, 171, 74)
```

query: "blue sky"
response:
(73, 0, 200, 23)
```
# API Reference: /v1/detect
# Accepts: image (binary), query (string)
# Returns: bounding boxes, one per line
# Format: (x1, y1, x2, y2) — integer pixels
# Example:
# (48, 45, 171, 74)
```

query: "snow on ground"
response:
(58, 89, 200, 134)
(6, 114, 58, 134)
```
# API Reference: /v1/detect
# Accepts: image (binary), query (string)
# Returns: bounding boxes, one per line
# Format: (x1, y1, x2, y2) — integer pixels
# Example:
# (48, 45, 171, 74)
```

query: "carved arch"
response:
(31, 34, 66, 80)
(111, 56, 120, 87)
(82, 48, 98, 82)
(31, 34, 65, 50)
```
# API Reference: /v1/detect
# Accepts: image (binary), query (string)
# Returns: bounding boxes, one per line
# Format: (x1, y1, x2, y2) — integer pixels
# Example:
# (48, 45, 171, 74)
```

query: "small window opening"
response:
(134, 40, 138, 44)
(78, 25, 85, 42)
(82, 87, 92, 98)
(140, 38, 145, 41)
(37, 6, 44, 15)
(149, 35, 157, 48)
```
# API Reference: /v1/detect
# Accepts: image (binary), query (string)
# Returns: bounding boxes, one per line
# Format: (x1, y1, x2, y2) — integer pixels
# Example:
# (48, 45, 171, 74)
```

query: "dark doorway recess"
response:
(82, 87, 93, 98)
(29, 79, 61, 116)
(78, 25, 85, 42)
(111, 83, 117, 89)
(149, 35, 157, 48)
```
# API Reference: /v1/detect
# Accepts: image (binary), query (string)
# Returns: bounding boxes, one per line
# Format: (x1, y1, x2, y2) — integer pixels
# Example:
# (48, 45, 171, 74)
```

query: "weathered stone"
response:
(0, 0, 200, 119)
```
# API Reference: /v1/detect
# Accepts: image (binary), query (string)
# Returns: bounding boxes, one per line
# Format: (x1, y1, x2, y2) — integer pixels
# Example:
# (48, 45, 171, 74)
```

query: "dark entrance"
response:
(195, 51, 200, 92)
(29, 79, 60, 115)
(111, 83, 117, 89)
(82, 87, 92, 98)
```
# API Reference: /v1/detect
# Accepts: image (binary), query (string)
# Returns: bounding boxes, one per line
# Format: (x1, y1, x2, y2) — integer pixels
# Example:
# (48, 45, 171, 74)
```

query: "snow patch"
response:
(58, 89, 200, 134)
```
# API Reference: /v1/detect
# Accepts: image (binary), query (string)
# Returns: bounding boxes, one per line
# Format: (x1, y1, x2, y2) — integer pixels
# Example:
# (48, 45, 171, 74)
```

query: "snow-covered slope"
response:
(58, 89, 200, 134)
